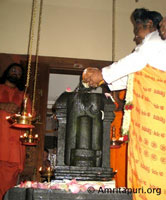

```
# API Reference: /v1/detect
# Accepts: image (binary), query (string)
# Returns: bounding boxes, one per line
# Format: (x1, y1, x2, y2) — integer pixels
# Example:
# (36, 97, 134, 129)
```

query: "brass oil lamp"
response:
(7, 97, 35, 129)
(110, 126, 124, 149)
(39, 167, 54, 182)
(20, 129, 39, 146)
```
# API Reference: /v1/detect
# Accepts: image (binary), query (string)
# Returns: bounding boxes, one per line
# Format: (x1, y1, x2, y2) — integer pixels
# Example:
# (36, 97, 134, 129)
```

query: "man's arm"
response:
(82, 49, 146, 88)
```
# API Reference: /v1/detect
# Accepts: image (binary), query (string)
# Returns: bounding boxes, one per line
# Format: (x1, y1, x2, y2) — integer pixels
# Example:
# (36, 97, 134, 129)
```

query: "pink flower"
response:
(129, 104, 133, 109)
(124, 104, 133, 110)
(50, 185, 59, 189)
(37, 182, 50, 189)
(69, 179, 77, 184)
(66, 87, 72, 92)
(20, 182, 25, 188)
(123, 135, 129, 142)
(31, 182, 38, 188)
(68, 184, 80, 193)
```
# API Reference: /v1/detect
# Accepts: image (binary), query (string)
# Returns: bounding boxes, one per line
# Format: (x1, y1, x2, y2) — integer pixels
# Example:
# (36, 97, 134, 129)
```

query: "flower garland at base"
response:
(121, 73, 134, 142)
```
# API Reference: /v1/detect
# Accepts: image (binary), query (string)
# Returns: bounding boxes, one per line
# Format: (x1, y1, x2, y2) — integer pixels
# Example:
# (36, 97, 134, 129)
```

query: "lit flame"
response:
(23, 133, 28, 137)
(47, 167, 51, 172)
(28, 113, 32, 117)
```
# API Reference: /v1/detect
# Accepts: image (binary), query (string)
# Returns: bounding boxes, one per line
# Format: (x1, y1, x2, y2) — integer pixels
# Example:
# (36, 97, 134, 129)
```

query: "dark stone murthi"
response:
(53, 91, 115, 181)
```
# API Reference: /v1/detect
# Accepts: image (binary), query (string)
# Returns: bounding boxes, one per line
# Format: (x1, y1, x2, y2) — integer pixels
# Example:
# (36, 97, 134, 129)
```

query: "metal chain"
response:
(32, 0, 43, 116)
(112, 0, 116, 62)
(24, 0, 38, 99)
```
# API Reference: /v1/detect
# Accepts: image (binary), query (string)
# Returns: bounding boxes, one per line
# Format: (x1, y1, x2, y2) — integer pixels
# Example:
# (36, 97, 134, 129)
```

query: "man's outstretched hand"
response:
(82, 67, 104, 88)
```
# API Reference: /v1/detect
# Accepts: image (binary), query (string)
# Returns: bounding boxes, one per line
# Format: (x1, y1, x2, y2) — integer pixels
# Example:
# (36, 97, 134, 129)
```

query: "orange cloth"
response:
(0, 161, 19, 200)
(128, 65, 166, 200)
(0, 84, 31, 199)
(110, 90, 127, 187)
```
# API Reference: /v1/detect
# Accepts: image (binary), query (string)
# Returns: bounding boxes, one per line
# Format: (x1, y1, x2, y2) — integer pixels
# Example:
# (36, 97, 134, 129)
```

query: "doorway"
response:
(45, 72, 103, 168)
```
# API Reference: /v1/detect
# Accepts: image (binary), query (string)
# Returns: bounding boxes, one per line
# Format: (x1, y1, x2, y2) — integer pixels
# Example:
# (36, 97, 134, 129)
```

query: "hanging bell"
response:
(110, 126, 123, 149)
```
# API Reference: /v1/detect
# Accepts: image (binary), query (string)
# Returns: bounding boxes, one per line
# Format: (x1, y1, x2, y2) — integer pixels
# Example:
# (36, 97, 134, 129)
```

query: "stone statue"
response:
(52, 83, 115, 180)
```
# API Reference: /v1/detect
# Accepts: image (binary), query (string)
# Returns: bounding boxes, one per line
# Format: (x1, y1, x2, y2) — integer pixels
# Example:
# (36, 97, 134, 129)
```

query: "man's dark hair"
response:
(0, 63, 26, 91)
(132, 8, 163, 30)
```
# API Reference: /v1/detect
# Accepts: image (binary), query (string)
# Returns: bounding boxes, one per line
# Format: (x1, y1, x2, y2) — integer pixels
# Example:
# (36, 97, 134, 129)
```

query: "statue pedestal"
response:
(54, 166, 116, 181)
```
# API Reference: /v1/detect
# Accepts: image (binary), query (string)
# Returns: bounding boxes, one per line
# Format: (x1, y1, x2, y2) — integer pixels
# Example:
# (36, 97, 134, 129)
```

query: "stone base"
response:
(54, 166, 116, 181)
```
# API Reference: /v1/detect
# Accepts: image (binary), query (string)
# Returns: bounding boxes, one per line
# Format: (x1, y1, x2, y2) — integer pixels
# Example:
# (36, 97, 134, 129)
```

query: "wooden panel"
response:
(0, 53, 112, 75)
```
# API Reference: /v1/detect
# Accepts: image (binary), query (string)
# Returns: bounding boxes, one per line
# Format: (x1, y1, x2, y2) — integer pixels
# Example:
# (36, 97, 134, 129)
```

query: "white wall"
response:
(0, 0, 165, 61)
(0, 0, 165, 103)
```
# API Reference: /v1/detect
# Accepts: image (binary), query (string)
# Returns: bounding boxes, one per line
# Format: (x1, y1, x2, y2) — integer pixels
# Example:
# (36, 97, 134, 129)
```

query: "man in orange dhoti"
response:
(82, 8, 166, 200)
(0, 63, 31, 200)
